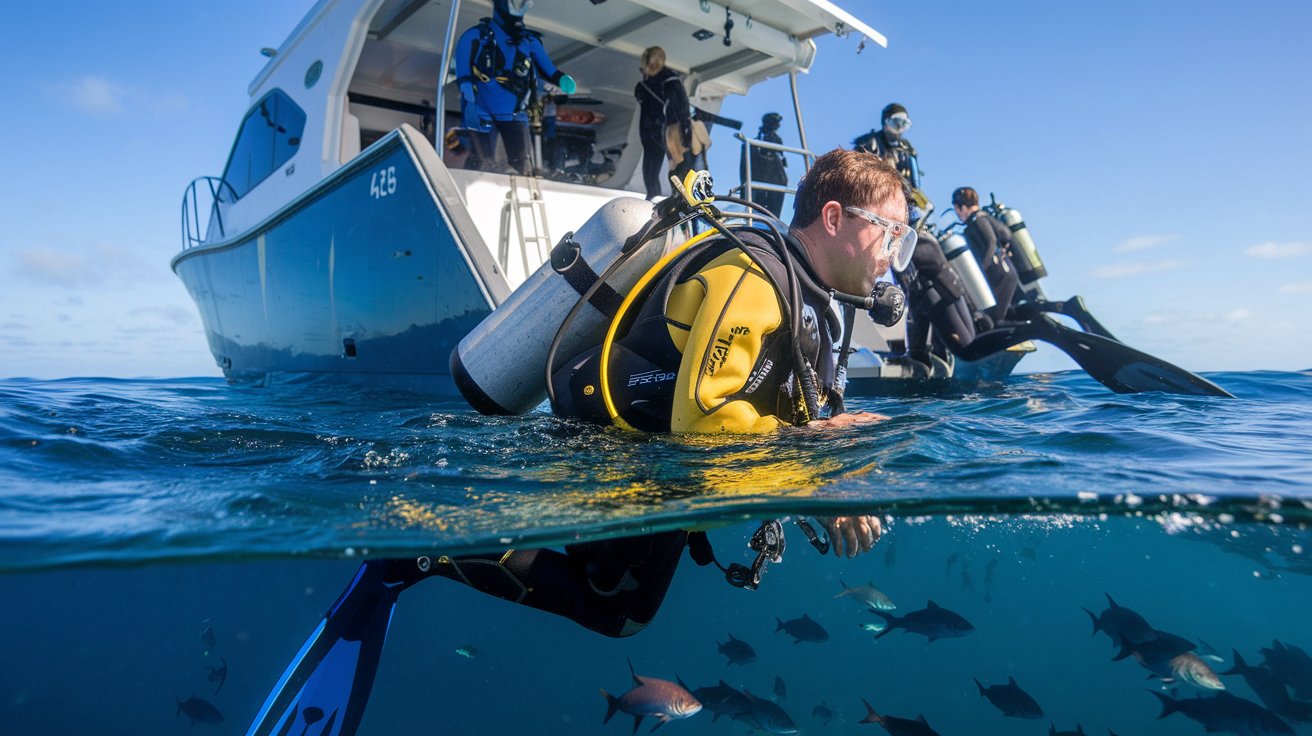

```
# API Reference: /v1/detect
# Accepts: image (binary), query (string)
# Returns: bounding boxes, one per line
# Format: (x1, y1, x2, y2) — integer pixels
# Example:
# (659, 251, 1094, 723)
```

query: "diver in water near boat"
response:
(425, 150, 907, 639)
(454, 0, 576, 175)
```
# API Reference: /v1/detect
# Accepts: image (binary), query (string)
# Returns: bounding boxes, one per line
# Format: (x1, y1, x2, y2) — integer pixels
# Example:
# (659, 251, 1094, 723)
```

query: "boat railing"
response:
(180, 176, 237, 250)
(733, 133, 812, 202)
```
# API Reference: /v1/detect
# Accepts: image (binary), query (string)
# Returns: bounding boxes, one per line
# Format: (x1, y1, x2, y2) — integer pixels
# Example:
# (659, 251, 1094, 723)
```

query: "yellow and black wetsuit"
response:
(551, 229, 838, 433)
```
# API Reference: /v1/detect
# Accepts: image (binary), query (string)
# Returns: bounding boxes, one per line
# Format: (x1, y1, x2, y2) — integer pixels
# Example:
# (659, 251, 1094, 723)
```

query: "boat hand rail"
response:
(180, 176, 237, 250)
(734, 132, 810, 202)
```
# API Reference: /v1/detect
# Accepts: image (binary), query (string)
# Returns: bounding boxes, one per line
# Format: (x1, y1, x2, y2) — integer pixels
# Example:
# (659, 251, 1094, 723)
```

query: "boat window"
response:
(220, 89, 307, 200)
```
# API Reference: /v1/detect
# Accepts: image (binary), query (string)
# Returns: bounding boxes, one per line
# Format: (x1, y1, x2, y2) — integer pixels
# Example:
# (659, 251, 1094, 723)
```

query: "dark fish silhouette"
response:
(984, 558, 998, 586)
(960, 563, 975, 593)
(975, 676, 1043, 719)
(1084, 594, 1155, 648)
(775, 614, 829, 644)
(739, 689, 797, 734)
(1150, 690, 1294, 735)
(206, 657, 227, 695)
(1113, 629, 1195, 663)
(199, 625, 216, 656)
(945, 552, 959, 581)
(1048, 724, 1086, 736)
(717, 633, 756, 665)
(773, 675, 787, 701)
(859, 699, 941, 735)
(175, 694, 223, 725)
(836, 580, 896, 611)
(1261, 640, 1312, 699)
(871, 601, 974, 642)
(1225, 650, 1312, 722)
(678, 677, 750, 723)
(812, 700, 834, 725)
(600, 658, 702, 733)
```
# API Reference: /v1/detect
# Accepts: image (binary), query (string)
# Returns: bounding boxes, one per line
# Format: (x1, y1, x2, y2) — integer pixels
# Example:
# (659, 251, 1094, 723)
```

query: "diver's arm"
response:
(454, 28, 478, 103)
(670, 260, 785, 434)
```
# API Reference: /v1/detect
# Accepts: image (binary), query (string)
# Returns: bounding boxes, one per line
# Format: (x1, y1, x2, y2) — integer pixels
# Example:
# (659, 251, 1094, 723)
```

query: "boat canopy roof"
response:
(253, 0, 886, 98)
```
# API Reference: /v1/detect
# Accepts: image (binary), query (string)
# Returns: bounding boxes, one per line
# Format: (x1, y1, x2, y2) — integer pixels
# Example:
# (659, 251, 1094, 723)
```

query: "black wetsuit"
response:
(635, 68, 691, 199)
(902, 233, 977, 364)
(962, 211, 1020, 323)
(854, 129, 920, 191)
(740, 128, 788, 216)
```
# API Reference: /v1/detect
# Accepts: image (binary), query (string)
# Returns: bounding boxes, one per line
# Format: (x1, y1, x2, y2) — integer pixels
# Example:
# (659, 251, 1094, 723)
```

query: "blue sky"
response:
(1, 0, 1309, 379)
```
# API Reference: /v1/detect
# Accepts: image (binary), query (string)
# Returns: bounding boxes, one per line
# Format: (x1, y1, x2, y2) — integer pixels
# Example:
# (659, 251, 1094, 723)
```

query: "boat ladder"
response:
(499, 176, 552, 278)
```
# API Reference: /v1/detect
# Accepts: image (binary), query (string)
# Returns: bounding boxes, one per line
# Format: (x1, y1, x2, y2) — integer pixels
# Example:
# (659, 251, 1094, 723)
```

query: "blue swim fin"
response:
(246, 559, 423, 736)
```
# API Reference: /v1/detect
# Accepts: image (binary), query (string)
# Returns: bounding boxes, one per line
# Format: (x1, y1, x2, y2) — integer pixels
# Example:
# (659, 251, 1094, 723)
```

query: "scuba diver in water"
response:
(431, 149, 906, 637)
(740, 112, 789, 216)
(454, 0, 575, 175)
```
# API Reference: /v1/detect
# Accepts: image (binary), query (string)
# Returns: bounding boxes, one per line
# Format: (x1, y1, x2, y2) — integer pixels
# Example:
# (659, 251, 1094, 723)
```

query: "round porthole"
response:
(305, 60, 323, 89)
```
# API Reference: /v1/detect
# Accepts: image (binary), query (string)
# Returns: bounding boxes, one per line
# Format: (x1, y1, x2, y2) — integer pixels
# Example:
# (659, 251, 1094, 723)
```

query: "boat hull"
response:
(173, 129, 503, 394)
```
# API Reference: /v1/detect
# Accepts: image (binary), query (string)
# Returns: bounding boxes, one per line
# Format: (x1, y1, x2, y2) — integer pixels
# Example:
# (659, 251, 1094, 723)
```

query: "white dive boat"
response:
(172, 0, 1025, 395)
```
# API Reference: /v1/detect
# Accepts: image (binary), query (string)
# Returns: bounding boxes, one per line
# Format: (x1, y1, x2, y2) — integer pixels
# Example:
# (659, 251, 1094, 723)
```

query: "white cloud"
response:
(66, 76, 125, 117)
(1142, 313, 1172, 326)
(52, 75, 187, 119)
(1093, 260, 1185, 279)
(11, 244, 152, 288)
(1114, 234, 1176, 253)
(128, 305, 195, 326)
(1279, 282, 1312, 294)
(1222, 309, 1251, 322)
(1244, 241, 1311, 259)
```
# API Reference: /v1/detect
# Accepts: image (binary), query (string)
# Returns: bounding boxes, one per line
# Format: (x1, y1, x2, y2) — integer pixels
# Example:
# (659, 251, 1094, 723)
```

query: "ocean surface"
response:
(2, 371, 1310, 735)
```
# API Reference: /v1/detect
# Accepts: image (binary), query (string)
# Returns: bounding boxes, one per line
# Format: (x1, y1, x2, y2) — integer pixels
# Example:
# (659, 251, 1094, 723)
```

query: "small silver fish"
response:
(600, 659, 701, 732)
(860, 621, 888, 634)
(836, 580, 897, 611)
(455, 645, 480, 659)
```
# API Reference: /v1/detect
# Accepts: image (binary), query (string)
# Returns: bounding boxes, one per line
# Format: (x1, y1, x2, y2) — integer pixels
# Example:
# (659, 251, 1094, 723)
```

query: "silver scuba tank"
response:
(939, 231, 996, 312)
(998, 205, 1048, 284)
(451, 197, 662, 415)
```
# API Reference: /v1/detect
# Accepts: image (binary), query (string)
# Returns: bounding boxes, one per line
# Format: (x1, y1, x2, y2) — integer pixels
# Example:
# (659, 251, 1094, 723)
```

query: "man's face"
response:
(832, 193, 908, 295)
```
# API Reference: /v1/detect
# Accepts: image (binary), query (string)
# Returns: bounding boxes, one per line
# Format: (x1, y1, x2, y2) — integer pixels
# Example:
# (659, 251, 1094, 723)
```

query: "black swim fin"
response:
(246, 559, 426, 736)
(965, 316, 1232, 397)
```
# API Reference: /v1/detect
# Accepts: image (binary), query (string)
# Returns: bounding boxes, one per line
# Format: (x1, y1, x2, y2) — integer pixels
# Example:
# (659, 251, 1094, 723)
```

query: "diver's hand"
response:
(816, 515, 882, 559)
(822, 411, 889, 428)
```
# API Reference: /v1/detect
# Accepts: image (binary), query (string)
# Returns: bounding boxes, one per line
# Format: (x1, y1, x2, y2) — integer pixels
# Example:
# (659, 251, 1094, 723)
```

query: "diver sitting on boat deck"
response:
(952, 186, 1020, 326)
(454, 0, 575, 175)
(431, 150, 906, 638)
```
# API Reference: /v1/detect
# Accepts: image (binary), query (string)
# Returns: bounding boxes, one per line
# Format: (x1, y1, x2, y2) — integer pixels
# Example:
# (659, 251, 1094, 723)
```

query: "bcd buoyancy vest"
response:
(467, 18, 539, 114)
(550, 229, 838, 432)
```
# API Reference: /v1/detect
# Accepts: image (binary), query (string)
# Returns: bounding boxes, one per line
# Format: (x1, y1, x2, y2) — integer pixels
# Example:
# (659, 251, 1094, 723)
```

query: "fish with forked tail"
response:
(205, 657, 227, 695)
(859, 699, 941, 735)
(1150, 690, 1294, 735)
(776, 614, 829, 644)
(739, 689, 798, 734)
(601, 658, 701, 733)
(837, 579, 896, 611)
(176, 694, 223, 725)
(678, 677, 750, 724)
(717, 633, 756, 665)
(1261, 640, 1312, 700)
(1084, 594, 1155, 648)
(1225, 650, 1312, 722)
(975, 676, 1043, 719)
(871, 601, 973, 643)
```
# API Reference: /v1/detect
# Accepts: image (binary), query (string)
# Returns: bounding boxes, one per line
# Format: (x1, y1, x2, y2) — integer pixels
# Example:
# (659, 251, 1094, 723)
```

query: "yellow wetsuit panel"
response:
(668, 251, 785, 434)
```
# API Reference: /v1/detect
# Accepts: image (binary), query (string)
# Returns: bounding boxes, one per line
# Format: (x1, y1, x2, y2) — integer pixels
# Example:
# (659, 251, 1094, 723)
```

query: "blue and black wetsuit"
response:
(454, 12, 567, 174)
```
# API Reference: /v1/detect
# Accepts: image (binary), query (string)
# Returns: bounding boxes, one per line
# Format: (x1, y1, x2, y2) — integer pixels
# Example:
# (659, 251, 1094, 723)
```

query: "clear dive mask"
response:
(844, 205, 918, 272)
(506, 0, 532, 16)
(884, 113, 911, 135)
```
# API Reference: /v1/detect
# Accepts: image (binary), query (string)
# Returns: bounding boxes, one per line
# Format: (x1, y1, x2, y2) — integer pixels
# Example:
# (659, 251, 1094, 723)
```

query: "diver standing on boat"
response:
(740, 112, 789, 216)
(635, 46, 692, 200)
(854, 103, 928, 215)
(454, 0, 575, 175)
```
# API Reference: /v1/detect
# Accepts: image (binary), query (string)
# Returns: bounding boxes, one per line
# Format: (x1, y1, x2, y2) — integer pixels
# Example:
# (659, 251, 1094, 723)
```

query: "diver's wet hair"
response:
(791, 148, 905, 228)
(951, 186, 979, 208)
